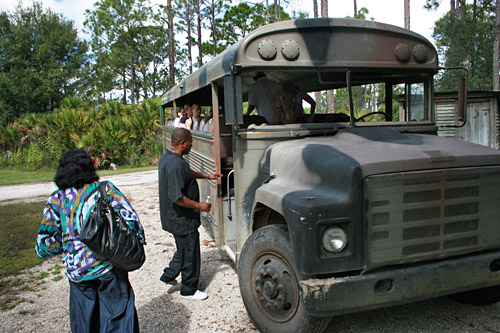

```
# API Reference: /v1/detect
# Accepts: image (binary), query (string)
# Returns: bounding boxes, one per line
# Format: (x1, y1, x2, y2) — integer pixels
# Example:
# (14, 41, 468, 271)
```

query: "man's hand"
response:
(207, 173, 222, 180)
(198, 202, 212, 212)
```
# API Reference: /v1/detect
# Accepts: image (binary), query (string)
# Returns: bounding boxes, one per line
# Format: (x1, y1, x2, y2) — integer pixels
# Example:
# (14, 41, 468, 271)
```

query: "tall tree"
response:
(201, 0, 227, 58)
(430, 1, 497, 91)
(321, 0, 328, 17)
(494, 0, 500, 90)
(405, 0, 410, 29)
(0, 2, 87, 120)
(175, 0, 195, 74)
(196, 0, 203, 67)
(321, 0, 334, 112)
(161, 0, 176, 88)
(354, 0, 357, 17)
(85, 0, 160, 104)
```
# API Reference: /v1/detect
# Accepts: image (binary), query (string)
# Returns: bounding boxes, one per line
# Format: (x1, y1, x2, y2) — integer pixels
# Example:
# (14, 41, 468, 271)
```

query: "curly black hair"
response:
(54, 149, 99, 190)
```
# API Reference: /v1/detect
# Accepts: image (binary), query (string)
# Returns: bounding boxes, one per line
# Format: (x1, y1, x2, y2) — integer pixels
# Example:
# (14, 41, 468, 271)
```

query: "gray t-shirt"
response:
(248, 77, 281, 125)
(158, 150, 200, 235)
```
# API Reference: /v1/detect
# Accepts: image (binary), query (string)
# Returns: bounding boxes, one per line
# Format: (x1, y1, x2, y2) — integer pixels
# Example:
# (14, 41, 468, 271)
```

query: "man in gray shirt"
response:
(247, 72, 281, 125)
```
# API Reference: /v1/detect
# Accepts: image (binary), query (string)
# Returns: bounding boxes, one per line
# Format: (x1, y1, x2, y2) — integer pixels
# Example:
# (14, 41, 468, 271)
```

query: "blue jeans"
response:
(69, 268, 139, 333)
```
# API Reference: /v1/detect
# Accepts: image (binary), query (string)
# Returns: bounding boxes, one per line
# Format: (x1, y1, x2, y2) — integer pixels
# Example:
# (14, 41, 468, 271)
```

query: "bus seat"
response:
(312, 113, 350, 123)
(243, 115, 268, 128)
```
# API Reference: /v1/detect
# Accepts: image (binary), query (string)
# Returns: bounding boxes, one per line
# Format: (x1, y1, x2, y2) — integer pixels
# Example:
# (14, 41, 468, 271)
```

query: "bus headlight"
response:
(322, 227, 347, 253)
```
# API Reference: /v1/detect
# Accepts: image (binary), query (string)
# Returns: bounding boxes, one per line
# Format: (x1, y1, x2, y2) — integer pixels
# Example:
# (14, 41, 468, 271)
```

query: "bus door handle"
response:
(225, 170, 234, 220)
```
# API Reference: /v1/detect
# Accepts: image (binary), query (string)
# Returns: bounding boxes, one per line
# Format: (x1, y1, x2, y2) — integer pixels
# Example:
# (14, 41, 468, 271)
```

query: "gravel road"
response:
(1, 171, 500, 332)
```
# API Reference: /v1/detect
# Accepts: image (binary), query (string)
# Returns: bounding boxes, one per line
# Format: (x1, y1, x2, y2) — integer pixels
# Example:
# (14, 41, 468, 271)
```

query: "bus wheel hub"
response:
(253, 253, 299, 322)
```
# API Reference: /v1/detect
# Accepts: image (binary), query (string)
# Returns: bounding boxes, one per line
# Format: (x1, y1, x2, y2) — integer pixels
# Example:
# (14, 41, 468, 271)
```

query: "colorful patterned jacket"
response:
(35, 181, 145, 282)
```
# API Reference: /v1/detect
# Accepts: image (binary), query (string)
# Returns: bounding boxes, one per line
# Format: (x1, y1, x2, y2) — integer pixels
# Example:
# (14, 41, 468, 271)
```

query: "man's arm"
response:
(175, 196, 211, 212)
(192, 170, 222, 180)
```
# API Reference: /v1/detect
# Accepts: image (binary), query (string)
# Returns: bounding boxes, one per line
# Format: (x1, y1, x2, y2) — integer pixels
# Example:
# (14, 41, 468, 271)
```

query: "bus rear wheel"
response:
(238, 224, 331, 333)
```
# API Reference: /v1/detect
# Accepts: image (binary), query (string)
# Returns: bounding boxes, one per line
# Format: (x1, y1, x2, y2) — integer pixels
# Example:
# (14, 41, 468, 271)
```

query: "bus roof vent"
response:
(258, 38, 277, 60)
(413, 44, 428, 63)
(281, 39, 300, 61)
(395, 43, 410, 62)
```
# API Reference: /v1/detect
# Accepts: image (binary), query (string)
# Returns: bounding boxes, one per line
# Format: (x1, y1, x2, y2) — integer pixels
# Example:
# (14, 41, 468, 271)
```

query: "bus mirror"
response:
(457, 71, 468, 126)
(224, 76, 243, 125)
(439, 66, 468, 128)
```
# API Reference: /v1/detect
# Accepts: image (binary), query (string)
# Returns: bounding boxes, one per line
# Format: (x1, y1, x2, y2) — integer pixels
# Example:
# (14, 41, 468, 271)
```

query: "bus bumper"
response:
(299, 251, 500, 316)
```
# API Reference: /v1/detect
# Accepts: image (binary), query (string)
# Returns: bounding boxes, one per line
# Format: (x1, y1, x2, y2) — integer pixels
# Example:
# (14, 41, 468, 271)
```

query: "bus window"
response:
(408, 82, 425, 121)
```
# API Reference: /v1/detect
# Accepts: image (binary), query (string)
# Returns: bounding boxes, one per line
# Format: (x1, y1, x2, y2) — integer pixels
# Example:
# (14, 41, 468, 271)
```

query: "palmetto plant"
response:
(0, 97, 162, 169)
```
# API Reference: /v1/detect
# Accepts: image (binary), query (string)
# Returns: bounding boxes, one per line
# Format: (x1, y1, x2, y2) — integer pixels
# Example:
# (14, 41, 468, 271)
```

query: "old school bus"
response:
(160, 18, 500, 333)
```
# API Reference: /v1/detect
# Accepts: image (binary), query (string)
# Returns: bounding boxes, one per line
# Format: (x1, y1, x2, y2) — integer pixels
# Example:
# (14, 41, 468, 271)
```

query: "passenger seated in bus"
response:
(200, 109, 213, 132)
(186, 103, 202, 130)
(173, 108, 183, 127)
(178, 105, 189, 128)
(247, 72, 281, 125)
(276, 82, 316, 124)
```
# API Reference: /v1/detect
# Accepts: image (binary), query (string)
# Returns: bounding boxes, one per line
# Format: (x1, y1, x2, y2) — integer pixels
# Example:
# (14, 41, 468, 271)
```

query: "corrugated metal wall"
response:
(436, 92, 500, 150)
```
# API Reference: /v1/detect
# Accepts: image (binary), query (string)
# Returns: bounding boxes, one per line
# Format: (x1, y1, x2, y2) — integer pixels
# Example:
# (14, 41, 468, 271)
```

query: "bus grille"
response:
(365, 167, 500, 270)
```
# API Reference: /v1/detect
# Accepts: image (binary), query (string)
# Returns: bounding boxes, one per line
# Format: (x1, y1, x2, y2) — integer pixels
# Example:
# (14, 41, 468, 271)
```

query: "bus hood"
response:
(260, 127, 500, 184)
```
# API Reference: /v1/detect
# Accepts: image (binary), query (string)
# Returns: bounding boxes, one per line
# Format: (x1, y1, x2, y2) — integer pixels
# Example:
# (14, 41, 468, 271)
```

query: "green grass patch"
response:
(0, 201, 45, 277)
(0, 165, 156, 186)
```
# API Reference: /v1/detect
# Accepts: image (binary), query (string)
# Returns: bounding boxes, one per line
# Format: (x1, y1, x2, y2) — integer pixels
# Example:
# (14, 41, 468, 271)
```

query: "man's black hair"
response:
(54, 149, 99, 190)
(171, 128, 192, 146)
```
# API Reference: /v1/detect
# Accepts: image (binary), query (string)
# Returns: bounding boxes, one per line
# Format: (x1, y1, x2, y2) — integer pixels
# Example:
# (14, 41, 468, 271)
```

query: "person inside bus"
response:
(186, 103, 202, 130)
(173, 107, 183, 127)
(276, 82, 316, 124)
(177, 104, 191, 128)
(247, 72, 282, 125)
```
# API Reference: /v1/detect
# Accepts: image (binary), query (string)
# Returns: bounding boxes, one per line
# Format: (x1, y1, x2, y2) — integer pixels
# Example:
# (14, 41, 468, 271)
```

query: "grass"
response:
(0, 202, 46, 277)
(0, 165, 156, 186)
(0, 201, 65, 311)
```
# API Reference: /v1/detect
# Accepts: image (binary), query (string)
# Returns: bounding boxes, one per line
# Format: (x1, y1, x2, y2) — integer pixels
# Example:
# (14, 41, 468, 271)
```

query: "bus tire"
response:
(448, 285, 500, 305)
(238, 224, 331, 333)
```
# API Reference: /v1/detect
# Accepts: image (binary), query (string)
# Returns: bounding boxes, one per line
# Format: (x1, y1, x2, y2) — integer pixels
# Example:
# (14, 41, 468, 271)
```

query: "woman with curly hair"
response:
(35, 149, 146, 332)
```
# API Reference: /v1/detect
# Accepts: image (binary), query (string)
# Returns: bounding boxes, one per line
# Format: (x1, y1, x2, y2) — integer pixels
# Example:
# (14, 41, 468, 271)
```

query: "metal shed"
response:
(435, 91, 500, 149)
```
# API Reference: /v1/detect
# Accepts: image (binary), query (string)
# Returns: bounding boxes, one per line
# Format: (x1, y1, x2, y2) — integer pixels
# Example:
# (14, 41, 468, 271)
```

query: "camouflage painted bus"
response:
(160, 18, 500, 333)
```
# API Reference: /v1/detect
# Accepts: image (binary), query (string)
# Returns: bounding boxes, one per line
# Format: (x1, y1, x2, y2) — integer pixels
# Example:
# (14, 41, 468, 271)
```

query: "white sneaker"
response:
(180, 290, 208, 300)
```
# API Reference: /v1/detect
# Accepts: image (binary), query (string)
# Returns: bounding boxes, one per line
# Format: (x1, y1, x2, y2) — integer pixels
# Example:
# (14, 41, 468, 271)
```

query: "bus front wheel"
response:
(238, 224, 331, 333)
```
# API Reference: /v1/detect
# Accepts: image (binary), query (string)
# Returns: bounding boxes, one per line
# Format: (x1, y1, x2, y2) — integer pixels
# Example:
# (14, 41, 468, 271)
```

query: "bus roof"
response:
(161, 18, 438, 107)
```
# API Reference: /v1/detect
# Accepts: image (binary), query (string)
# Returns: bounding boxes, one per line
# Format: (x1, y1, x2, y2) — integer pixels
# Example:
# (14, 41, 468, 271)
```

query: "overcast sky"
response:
(0, 0, 449, 45)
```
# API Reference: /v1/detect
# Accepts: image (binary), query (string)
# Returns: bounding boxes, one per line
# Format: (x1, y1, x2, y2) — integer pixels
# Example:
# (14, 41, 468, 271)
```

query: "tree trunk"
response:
(321, 0, 328, 17)
(354, 0, 357, 18)
(274, 0, 278, 22)
(266, 0, 270, 23)
(321, 0, 333, 112)
(494, 0, 500, 90)
(404, 0, 410, 29)
(187, 0, 193, 74)
(313, 0, 320, 108)
(131, 65, 136, 104)
(123, 72, 127, 104)
(168, 0, 175, 87)
(197, 0, 203, 67)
